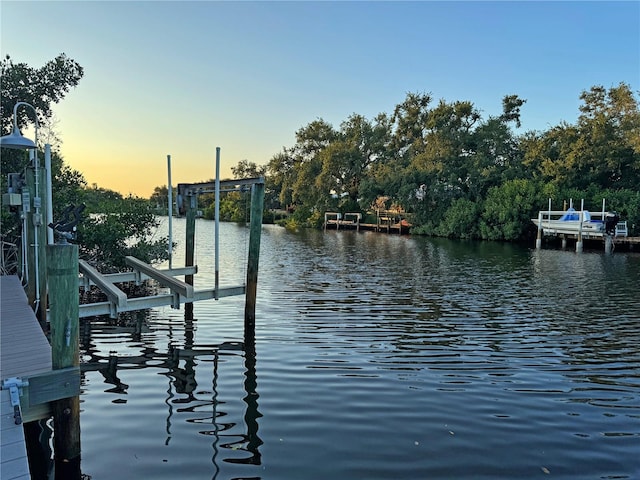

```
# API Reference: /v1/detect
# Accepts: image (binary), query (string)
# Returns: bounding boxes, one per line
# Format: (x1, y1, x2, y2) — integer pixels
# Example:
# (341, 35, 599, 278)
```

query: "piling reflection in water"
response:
(79, 305, 263, 476)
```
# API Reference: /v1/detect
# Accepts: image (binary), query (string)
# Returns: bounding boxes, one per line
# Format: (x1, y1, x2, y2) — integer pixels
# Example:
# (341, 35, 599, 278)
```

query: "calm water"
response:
(75, 219, 640, 479)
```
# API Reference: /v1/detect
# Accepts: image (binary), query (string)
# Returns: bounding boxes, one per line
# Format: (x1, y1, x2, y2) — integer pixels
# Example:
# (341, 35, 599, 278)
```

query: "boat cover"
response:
(559, 208, 591, 221)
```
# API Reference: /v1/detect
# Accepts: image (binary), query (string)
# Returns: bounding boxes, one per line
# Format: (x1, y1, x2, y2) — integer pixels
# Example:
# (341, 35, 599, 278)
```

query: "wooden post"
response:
(244, 181, 265, 326)
(47, 242, 81, 479)
(185, 193, 197, 317)
(24, 165, 49, 326)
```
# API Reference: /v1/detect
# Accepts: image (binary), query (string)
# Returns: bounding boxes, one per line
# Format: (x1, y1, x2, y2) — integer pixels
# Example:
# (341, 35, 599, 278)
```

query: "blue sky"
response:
(2, 1, 638, 197)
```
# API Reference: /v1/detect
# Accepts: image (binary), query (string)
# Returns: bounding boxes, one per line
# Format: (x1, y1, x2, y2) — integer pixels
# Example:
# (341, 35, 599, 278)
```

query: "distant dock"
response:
(323, 211, 411, 234)
(543, 233, 640, 250)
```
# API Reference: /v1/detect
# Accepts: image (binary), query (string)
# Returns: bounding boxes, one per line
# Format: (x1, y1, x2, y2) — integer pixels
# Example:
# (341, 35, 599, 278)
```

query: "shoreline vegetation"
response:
(2, 55, 639, 274)
(150, 85, 640, 245)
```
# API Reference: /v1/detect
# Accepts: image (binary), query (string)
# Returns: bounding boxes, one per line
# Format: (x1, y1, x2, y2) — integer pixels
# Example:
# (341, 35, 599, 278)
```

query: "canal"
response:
(74, 219, 640, 479)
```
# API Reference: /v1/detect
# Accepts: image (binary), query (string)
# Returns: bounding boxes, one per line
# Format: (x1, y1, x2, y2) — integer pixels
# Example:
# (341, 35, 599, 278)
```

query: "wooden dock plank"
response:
(1, 277, 51, 380)
(1, 386, 30, 480)
(1, 275, 53, 480)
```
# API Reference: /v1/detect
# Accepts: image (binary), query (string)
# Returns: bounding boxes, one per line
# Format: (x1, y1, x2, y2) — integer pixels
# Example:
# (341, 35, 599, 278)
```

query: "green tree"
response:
(267, 149, 296, 209)
(290, 119, 338, 213)
(149, 185, 169, 210)
(1, 54, 83, 134)
(437, 198, 480, 239)
(231, 159, 266, 179)
(406, 99, 481, 228)
(390, 91, 432, 162)
(1, 54, 85, 245)
(480, 179, 543, 241)
(524, 83, 640, 191)
(264, 84, 636, 240)
(77, 192, 169, 273)
(317, 113, 390, 208)
(2, 54, 169, 273)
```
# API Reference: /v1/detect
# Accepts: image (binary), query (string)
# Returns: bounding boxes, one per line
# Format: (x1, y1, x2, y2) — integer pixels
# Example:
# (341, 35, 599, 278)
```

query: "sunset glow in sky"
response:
(2, 1, 638, 198)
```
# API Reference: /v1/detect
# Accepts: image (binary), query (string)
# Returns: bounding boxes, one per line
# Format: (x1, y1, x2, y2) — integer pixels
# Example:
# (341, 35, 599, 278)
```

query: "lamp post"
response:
(1, 101, 54, 243)
(0, 101, 53, 322)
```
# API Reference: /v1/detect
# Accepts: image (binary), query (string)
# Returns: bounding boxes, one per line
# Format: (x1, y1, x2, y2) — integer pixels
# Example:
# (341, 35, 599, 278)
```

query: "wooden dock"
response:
(541, 233, 640, 250)
(613, 236, 640, 246)
(323, 212, 410, 234)
(1, 275, 51, 480)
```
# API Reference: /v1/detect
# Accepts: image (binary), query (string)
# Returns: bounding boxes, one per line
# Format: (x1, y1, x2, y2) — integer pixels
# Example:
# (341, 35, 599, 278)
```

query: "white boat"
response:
(532, 207, 627, 238)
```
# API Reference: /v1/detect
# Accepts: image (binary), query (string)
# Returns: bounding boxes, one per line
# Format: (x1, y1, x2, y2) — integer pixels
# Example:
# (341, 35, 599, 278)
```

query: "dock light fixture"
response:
(0, 101, 38, 149)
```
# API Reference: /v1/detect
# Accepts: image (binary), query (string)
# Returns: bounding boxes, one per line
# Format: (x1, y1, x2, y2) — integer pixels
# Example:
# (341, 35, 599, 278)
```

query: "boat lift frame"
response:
(73, 148, 265, 323)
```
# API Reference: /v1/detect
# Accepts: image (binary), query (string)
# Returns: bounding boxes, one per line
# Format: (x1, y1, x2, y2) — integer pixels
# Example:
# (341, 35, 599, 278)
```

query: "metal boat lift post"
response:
(176, 152, 265, 324)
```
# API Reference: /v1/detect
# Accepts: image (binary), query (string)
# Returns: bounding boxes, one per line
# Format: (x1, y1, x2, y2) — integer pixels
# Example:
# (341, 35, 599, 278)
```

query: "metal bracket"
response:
(2, 377, 29, 425)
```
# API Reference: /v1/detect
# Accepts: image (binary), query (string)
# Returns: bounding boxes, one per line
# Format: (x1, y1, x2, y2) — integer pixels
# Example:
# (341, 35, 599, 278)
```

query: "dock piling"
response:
(245, 181, 265, 326)
(184, 192, 197, 317)
(47, 242, 81, 479)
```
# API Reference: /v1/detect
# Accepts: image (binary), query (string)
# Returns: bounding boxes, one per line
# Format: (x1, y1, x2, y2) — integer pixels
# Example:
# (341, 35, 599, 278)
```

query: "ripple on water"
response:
(78, 222, 640, 479)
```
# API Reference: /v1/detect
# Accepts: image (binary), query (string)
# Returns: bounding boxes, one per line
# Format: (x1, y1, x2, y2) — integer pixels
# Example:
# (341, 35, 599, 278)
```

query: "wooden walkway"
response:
(1, 275, 52, 480)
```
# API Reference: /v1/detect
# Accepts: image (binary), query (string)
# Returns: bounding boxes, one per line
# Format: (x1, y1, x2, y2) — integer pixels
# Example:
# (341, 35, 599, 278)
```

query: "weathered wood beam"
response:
(245, 182, 265, 324)
(26, 367, 80, 406)
(20, 367, 81, 423)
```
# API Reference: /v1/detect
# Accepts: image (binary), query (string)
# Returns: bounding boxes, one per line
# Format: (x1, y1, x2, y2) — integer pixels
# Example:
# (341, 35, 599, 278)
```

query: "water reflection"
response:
(79, 306, 263, 476)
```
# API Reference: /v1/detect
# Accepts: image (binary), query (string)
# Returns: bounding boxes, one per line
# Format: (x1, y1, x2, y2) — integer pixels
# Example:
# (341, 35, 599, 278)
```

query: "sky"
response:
(1, 1, 639, 198)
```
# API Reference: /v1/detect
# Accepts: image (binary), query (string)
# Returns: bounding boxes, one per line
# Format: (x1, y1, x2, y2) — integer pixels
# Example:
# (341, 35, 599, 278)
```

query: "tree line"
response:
(154, 83, 639, 240)
(258, 87, 639, 239)
(152, 83, 640, 241)
(3, 54, 639, 274)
